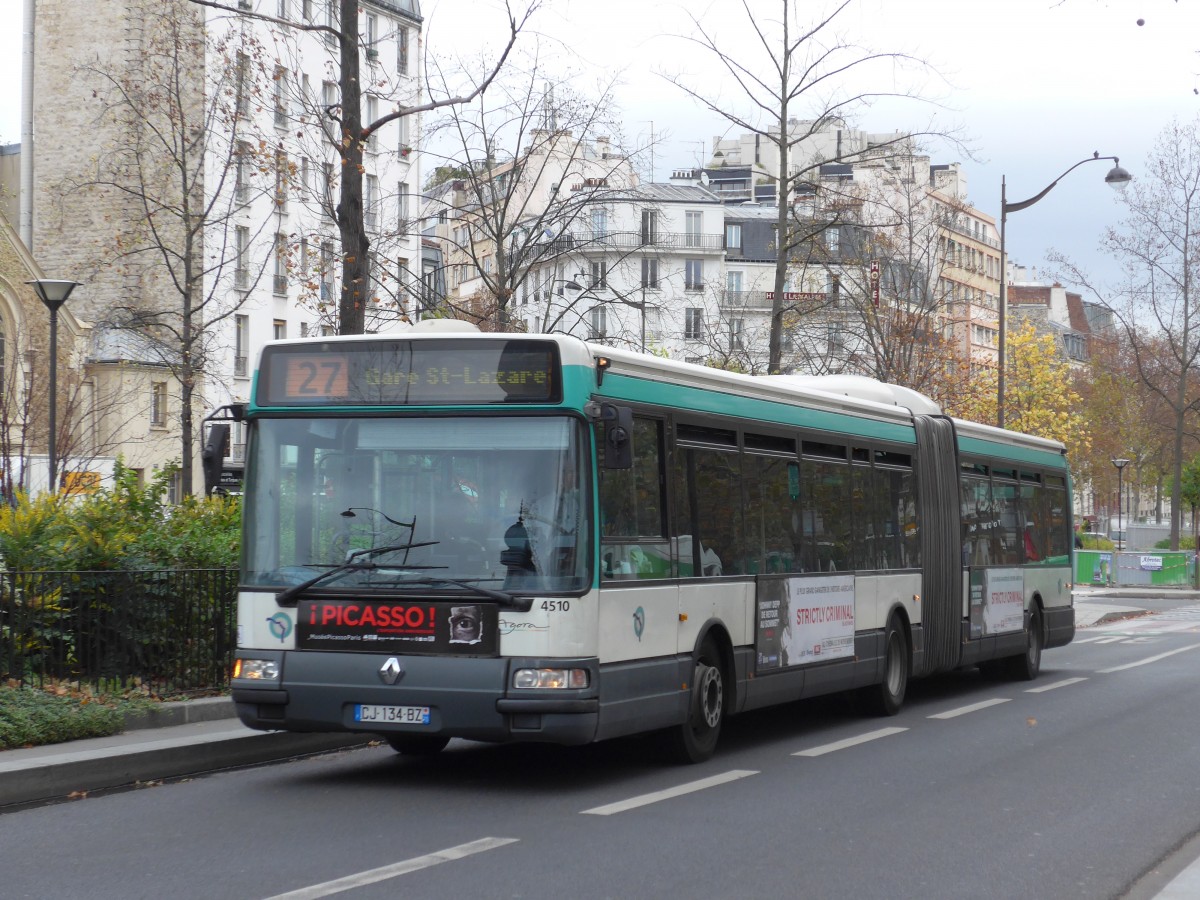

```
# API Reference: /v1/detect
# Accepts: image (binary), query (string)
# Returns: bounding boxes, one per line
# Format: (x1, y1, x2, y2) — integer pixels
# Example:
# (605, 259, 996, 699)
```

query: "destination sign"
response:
(257, 339, 561, 406)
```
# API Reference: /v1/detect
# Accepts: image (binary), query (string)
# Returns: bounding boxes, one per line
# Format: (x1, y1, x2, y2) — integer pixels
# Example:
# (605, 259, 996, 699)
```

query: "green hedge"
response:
(0, 463, 240, 571)
(0, 687, 136, 749)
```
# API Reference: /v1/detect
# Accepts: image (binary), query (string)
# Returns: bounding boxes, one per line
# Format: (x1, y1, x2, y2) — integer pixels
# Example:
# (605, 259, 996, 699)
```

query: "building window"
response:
(730, 318, 744, 350)
(827, 274, 840, 303)
(588, 306, 607, 340)
(275, 149, 289, 210)
(827, 323, 844, 353)
(300, 321, 310, 337)
(235, 52, 250, 118)
(321, 241, 335, 301)
(685, 258, 703, 291)
(640, 209, 659, 245)
(685, 210, 703, 248)
(641, 257, 659, 289)
(397, 26, 409, 75)
(323, 162, 335, 216)
(151, 382, 168, 427)
(365, 174, 378, 229)
(685, 307, 704, 340)
(235, 141, 250, 203)
(591, 207, 608, 238)
(725, 223, 742, 250)
(398, 113, 410, 156)
(365, 14, 378, 59)
(274, 319, 287, 340)
(825, 227, 840, 255)
(398, 181, 411, 232)
(302, 0, 312, 20)
(273, 233, 288, 294)
(234, 226, 249, 289)
(590, 260, 607, 289)
(726, 270, 743, 294)
(321, 79, 337, 114)
(273, 65, 288, 128)
(234, 315, 249, 376)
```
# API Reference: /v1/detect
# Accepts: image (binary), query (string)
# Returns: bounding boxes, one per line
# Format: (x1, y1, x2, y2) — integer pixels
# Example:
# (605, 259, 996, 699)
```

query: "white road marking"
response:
(928, 698, 1011, 719)
(792, 726, 908, 758)
(1026, 677, 1088, 693)
(1097, 643, 1200, 674)
(1095, 636, 1126, 644)
(580, 769, 758, 816)
(1071, 636, 1105, 645)
(262, 837, 519, 899)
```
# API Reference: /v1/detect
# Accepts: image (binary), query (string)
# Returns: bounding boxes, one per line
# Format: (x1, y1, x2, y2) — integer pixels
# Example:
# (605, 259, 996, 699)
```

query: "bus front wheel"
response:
(667, 638, 725, 764)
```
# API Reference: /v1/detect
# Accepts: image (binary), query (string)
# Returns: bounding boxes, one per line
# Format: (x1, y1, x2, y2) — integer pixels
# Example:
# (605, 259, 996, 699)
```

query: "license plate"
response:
(354, 704, 431, 725)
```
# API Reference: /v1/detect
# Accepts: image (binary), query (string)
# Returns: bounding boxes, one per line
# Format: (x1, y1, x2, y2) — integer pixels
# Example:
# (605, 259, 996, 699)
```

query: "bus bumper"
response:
(231, 650, 600, 746)
(1044, 604, 1075, 649)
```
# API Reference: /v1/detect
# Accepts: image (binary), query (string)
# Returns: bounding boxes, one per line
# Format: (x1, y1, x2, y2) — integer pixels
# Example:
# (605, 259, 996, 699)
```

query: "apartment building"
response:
(19, 0, 423, 493)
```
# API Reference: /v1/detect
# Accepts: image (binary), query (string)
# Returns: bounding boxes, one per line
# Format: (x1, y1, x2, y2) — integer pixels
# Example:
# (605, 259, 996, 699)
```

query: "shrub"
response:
(1154, 536, 1197, 550)
(0, 686, 131, 749)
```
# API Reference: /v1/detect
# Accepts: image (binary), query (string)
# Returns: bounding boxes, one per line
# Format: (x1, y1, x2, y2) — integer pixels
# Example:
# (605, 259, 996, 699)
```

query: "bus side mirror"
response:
(202, 424, 231, 496)
(600, 404, 633, 470)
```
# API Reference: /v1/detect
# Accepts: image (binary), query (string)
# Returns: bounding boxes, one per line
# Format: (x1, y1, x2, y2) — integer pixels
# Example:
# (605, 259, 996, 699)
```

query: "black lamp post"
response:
(1112, 457, 1130, 548)
(26, 279, 81, 492)
(997, 153, 1131, 428)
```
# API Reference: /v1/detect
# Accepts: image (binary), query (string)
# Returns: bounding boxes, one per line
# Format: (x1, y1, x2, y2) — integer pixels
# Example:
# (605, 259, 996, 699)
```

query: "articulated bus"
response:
(230, 323, 1074, 762)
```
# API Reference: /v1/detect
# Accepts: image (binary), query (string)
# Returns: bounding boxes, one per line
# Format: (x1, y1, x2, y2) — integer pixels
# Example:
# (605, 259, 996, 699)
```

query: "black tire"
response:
(1004, 605, 1044, 681)
(384, 734, 450, 756)
(865, 616, 909, 716)
(667, 638, 725, 764)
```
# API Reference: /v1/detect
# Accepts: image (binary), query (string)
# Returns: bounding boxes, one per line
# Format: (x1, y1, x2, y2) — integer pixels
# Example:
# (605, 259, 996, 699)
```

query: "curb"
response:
(122, 696, 237, 732)
(0, 726, 374, 809)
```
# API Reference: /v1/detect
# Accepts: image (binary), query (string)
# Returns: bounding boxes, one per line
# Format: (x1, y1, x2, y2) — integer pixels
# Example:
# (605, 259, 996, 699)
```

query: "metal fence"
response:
(1074, 550, 1197, 588)
(0, 569, 238, 696)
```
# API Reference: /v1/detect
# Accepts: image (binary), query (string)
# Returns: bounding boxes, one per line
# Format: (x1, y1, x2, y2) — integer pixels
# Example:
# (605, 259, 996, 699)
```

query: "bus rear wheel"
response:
(384, 734, 450, 756)
(667, 638, 725, 764)
(864, 616, 909, 716)
(1004, 605, 1044, 681)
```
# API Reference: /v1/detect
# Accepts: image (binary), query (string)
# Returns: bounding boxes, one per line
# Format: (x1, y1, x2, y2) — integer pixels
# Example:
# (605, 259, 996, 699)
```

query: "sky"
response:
(2, 0, 1198, 296)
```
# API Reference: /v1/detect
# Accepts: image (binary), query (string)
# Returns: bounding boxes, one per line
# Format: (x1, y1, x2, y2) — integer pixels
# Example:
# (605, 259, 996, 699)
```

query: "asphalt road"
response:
(4, 602, 1200, 899)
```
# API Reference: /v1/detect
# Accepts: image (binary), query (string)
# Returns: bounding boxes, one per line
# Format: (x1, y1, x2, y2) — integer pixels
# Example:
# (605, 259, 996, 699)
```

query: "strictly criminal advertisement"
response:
(756, 575, 856, 671)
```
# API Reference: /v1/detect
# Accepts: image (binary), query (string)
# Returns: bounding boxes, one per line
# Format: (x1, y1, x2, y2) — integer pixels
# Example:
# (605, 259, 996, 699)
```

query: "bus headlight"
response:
(512, 668, 590, 689)
(233, 658, 281, 681)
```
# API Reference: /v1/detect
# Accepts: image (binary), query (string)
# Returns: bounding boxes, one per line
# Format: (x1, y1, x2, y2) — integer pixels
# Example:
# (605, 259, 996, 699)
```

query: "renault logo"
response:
(379, 657, 405, 685)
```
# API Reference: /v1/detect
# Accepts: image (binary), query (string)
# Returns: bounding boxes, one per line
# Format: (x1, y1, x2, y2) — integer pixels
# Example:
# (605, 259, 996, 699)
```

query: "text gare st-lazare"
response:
(363, 366, 549, 387)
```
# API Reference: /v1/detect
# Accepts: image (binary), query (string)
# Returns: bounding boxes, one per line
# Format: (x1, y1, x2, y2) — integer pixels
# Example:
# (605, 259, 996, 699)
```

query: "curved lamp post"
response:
(26, 279, 81, 492)
(997, 153, 1131, 428)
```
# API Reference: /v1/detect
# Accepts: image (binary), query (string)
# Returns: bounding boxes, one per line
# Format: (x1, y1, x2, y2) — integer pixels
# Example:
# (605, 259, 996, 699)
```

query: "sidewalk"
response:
(0, 697, 372, 808)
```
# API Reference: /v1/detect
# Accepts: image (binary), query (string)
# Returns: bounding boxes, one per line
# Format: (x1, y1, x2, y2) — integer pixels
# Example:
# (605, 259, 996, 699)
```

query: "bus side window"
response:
(598, 417, 668, 579)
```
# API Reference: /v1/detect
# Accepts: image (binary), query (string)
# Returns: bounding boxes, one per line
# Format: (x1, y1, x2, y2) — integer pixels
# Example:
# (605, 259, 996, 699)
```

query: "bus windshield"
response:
(242, 415, 590, 595)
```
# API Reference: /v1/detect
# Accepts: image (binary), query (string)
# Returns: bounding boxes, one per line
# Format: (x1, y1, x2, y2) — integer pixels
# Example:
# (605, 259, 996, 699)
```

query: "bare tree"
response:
(189, 0, 536, 335)
(666, 0, 950, 373)
(1053, 116, 1200, 548)
(421, 62, 649, 333)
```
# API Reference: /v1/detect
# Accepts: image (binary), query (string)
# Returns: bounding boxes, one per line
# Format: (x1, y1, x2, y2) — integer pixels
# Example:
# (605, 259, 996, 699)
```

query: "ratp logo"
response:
(632, 606, 645, 642)
(266, 612, 293, 643)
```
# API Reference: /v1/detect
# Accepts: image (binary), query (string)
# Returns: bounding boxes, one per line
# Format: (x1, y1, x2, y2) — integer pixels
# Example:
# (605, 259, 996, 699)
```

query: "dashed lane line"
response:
(928, 698, 1011, 719)
(261, 837, 520, 899)
(792, 726, 909, 758)
(1026, 676, 1088, 693)
(1096, 642, 1200, 674)
(580, 769, 758, 816)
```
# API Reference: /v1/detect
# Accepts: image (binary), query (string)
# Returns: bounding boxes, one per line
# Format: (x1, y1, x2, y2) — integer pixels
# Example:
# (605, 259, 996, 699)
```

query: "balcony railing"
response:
(542, 230, 727, 255)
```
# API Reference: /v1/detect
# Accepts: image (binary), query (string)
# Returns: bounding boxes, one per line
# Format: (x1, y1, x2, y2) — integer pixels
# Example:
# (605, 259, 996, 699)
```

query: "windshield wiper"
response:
(385, 577, 532, 611)
(274, 540, 439, 607)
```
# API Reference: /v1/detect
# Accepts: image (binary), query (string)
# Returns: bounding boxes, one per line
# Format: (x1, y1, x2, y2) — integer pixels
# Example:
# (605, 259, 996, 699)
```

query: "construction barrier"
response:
(1074, 550, 1196, 588)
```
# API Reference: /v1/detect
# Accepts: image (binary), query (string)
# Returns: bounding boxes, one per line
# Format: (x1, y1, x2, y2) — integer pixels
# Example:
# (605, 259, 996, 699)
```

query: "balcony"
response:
(546, 230, 727, 254)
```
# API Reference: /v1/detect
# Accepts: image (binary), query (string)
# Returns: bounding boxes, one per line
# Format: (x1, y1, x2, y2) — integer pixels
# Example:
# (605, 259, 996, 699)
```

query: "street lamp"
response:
(1112, 457, 1130, 549)
(997, 153, 1131, 428)
(25, 279, 81, 493)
